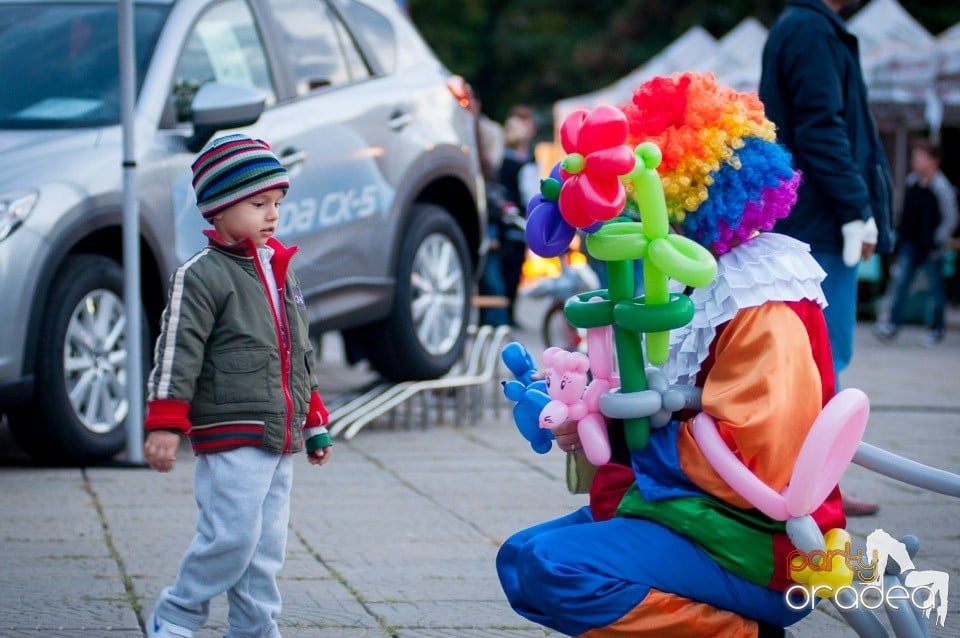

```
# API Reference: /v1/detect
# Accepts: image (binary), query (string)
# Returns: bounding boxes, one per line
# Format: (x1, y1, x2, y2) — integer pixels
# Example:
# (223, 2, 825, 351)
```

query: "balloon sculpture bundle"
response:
(503, 72, 801, 461)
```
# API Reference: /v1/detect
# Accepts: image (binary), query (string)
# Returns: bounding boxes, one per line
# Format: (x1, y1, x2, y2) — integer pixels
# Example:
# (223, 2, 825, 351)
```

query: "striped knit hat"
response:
(192, 134, 289, 220)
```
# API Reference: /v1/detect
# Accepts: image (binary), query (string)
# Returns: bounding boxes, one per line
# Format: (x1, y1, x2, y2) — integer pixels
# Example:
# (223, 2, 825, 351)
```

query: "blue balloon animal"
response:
(501, 342, 553, 454)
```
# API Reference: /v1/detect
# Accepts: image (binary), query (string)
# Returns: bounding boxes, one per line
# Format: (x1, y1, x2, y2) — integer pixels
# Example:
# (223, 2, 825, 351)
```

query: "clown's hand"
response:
(599, 368, 703, 428)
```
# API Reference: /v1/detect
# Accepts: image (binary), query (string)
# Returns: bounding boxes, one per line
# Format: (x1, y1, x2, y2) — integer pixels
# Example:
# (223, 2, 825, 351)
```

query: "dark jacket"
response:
(145, 232, 328, 455)
(759, 0, 893, 254)
(898, 171, 960, 260)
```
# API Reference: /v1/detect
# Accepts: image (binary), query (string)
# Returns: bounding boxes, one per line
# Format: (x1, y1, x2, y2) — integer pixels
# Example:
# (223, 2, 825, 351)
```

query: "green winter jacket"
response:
(145, 232, 329, 455)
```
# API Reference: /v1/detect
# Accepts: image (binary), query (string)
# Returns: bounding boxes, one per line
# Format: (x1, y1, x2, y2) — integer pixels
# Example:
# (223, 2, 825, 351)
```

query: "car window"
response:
(0, 3, 168, 128)
(268, 0, 369, 95)
(170, 0, 274, 123)
(338, 0, 396, 75)
(332, 15, 370, 80)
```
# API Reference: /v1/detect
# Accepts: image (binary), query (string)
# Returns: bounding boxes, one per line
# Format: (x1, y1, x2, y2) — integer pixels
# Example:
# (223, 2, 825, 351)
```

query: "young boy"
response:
(874, 138, 958, 346)
(143, 133, 332, 638)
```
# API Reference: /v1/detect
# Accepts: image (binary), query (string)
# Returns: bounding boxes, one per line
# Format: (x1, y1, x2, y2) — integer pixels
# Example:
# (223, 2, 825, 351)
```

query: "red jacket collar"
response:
(202, 230, 299, 284)
(203, 230, 298, 261)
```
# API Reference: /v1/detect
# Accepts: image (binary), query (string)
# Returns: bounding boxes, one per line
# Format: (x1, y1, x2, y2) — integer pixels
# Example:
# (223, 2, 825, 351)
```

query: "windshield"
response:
(0, 3, 169, 128)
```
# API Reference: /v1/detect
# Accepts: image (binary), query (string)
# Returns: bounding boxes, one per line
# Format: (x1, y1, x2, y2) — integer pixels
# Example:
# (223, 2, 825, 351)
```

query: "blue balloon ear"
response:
(502, 380, 524, 401)
(502, 342, 537, 384)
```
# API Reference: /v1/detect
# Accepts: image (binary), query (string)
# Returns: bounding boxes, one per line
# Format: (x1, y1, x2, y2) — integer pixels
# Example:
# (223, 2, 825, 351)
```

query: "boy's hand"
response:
(308, 445, 332, 466)
(145, 431, 181, 473)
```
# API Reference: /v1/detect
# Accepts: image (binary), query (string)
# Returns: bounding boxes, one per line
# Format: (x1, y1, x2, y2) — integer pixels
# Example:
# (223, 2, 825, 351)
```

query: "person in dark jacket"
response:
(760, 0, 893, 518)
(759, 0, 893, 383)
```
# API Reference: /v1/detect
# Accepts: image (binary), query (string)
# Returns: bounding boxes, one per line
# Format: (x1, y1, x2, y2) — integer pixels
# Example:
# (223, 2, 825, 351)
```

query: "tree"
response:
(408, 0, 960, 123)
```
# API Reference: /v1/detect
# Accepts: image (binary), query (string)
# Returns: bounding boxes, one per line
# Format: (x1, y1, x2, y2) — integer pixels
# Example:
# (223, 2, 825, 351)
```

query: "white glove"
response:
(862, 216, 878, 245)
(841, 217, 877, 267)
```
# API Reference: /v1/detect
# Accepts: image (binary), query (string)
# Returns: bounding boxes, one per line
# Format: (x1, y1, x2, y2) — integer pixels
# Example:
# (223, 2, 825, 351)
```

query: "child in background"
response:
(143, 134, 332, 638)
(874, 138, 958, 346)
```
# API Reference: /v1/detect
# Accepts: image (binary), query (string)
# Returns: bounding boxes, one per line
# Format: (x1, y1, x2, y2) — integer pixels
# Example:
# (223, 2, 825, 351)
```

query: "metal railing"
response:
(327, 324, 512, 440)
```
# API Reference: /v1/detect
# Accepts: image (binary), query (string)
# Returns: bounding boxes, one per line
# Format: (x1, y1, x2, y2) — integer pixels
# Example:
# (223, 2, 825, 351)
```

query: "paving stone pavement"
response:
(1, 296, 959, 637)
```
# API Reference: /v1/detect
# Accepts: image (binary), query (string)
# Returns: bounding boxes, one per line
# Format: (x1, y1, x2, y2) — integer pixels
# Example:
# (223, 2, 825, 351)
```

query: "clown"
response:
(496, 72, 845, 637)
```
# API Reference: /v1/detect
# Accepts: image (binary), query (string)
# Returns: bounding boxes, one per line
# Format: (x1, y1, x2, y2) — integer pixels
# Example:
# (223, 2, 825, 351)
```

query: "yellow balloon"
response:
(788, 528, 854, 598)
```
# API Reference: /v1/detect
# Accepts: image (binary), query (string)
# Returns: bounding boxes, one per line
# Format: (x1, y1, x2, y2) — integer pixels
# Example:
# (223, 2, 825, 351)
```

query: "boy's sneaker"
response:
(921, 330, 944, 348)
(872, 322, 898, 342)
(147, 612, 193, 638)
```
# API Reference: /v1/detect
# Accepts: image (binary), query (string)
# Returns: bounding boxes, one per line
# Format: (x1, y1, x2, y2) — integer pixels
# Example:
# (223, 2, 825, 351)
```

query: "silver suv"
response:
(0, 0, 485, 463)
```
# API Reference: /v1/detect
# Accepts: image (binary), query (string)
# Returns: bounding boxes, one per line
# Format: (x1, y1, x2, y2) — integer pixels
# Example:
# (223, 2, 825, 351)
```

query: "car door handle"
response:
(388, 110, 414, 131)
(280, 148, 308, 168)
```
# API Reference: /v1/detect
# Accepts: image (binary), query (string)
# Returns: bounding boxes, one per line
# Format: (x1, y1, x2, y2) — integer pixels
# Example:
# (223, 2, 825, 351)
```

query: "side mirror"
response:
(187, 82, 266, 152)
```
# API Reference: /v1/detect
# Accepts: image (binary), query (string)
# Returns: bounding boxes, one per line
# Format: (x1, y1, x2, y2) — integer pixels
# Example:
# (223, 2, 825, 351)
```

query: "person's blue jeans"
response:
(888, 243, 946, 333)
(479, 247, 509, 326)
(811, 251, 858, 385)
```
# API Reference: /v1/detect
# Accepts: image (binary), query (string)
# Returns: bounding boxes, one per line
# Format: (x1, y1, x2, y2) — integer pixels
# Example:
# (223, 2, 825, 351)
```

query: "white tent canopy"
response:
(694, 17, 768, 94)
(552, 26, 717, 126)
(552, 0, 959, 131)
(848, 0, 934, 57)
(850, 0, 937, 120)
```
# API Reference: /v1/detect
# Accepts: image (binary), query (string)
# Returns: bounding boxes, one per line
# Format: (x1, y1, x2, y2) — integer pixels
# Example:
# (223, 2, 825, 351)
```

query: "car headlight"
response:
(0, 191, 38, 243)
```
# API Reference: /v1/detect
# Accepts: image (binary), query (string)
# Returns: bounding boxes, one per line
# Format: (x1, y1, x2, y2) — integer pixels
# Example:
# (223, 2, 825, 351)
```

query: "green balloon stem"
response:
(642, 260, 670, 366)
(581, 143, 717, 450)
(643, 261, 668, 305)
(605, 260, 650, 450)
(606, 259, 634, 300)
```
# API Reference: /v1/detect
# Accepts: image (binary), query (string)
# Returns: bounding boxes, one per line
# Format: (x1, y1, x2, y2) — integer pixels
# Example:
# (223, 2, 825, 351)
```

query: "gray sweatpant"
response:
(153, 446, 293, 638)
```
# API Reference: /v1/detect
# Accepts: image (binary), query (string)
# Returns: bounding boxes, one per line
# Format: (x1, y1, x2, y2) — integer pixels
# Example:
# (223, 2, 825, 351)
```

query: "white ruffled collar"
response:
(660, 232, 827, 387)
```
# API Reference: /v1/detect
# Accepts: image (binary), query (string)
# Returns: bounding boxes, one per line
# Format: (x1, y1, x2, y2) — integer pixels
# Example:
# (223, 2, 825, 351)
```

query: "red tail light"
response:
(446, 75, 475, 111)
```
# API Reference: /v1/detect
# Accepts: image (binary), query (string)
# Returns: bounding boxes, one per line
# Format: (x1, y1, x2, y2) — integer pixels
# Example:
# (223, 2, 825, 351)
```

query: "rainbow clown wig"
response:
(621, 72, 799, 256)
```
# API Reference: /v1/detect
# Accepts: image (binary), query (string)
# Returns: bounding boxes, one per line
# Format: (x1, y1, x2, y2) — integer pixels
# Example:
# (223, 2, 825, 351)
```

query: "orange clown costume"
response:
(496, 73, 846, 637)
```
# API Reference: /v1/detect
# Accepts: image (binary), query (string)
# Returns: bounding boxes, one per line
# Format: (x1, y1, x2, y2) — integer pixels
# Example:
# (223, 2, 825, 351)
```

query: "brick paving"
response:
(1, 296, 958, 637)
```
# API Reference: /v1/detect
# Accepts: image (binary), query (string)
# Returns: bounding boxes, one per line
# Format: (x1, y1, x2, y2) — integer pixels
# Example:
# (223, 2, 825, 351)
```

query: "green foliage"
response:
(407, 0, 960, 124)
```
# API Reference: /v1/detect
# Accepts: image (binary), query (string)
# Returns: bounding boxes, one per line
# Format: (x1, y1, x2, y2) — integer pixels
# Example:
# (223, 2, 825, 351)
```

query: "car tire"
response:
(542, 301, 582, 351)
(364, 204, 472, 381)
(8, 255, 148, 464)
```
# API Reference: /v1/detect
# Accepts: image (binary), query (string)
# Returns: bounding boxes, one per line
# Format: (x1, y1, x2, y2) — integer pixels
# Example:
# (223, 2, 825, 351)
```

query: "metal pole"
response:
(119, 0, 144, 463)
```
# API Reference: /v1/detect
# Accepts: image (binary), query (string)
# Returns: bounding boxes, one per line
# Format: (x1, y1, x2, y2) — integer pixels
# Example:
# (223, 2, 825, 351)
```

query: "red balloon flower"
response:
(557, 105, 636, 228)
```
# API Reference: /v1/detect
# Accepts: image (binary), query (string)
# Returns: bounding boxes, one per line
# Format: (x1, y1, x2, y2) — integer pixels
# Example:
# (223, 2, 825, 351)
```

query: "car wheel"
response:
(8, 255, 147, 464)
(364, 204, 472, 380)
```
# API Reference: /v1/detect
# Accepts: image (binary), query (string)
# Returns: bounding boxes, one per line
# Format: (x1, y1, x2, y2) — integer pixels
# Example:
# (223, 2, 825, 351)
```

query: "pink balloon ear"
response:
(579, 105, 627, 154)
(541, 346, 563, 367)
(560, 109, 588, 153)
(572, 352, 590, 373)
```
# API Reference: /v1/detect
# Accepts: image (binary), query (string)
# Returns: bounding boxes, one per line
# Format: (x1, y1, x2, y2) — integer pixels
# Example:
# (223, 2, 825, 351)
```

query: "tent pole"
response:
(119, 0, 144, 463)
